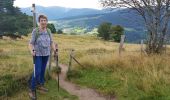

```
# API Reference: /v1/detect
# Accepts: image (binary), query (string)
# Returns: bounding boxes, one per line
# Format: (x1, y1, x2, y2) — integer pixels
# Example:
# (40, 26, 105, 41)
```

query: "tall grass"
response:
(1, 34, 170, 99)
(70, 50, 170, 99)
(0, 34, 116, 96)
(0, 39, 32, 96)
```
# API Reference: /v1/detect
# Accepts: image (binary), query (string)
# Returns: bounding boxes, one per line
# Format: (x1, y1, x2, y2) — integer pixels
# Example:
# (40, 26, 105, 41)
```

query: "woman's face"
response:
(39, 18, 47, 28)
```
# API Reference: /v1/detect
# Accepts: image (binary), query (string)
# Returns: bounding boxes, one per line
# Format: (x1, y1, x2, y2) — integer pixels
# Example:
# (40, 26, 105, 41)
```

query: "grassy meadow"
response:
(1, 34, 170, 99)
(7, 80, 78, 100)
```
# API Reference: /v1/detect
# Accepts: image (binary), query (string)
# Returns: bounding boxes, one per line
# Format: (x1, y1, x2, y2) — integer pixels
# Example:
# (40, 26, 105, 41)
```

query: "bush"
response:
(47, 23, 56, 33)
(97, 22, 124, 42)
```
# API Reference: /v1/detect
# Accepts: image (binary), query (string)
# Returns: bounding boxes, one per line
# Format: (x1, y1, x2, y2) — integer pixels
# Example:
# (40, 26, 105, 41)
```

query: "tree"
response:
(97, 22, 112, 40)
(0, 0, 32, 38)
(110, 25, 124, 42)
(57, 29, 63, 34)
(47, 23, 56, 33)
(100, 0, 170, 54)
(0, 0, 21, 14)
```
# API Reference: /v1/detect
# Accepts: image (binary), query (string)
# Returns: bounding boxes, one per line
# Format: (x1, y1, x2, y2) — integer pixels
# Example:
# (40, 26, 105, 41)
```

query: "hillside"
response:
(21, 6, 146, 43)
(55, 9, 145, 43)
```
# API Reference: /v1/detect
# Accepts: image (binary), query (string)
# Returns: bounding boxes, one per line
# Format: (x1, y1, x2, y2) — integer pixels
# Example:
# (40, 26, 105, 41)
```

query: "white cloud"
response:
(14, 0, 102, 9)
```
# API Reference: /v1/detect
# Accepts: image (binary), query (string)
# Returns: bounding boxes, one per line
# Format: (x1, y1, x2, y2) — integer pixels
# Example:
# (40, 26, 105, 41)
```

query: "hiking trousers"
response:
(29, 56, 49, 91)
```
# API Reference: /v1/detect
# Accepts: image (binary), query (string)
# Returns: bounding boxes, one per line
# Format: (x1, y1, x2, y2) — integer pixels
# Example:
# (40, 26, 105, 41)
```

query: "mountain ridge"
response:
(20, 6, 146, 43)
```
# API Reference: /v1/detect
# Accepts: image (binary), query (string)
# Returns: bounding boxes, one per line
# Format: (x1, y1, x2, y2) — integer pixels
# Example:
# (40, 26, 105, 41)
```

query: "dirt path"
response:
(57, 64, 116, 100)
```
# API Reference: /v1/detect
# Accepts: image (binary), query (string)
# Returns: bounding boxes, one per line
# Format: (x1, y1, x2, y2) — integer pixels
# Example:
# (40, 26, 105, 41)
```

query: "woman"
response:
(28, 14, 56, 99)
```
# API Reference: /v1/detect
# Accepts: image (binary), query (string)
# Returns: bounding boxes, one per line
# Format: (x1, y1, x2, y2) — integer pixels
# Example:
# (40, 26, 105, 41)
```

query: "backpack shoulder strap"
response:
(47, 28, 51, 36)
(34, 27, 39, 44)
(47, 28, 52, 41)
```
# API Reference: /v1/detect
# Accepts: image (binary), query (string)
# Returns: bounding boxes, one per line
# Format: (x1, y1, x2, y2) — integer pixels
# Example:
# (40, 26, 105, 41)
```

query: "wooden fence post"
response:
(141, 40, 144, 56)
(140, 40, 148, 56)
(68, 49, 74, 72)
(119, 35, 125, 56)
(164, 37, 167, 54)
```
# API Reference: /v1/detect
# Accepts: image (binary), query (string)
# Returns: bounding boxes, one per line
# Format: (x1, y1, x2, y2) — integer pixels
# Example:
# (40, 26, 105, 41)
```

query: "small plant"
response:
(51, 66, 62, 75)
(66, 70, 82, 80)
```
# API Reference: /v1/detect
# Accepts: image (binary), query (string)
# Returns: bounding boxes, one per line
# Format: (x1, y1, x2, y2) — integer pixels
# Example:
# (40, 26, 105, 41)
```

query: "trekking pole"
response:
(46, 49, 52, 81)
(33, 56, 37, 100)
(54, 44, 60, 91)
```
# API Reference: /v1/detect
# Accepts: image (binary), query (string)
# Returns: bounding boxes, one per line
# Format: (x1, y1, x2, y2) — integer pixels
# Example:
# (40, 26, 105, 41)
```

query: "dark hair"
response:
(38, 14, 48, 22)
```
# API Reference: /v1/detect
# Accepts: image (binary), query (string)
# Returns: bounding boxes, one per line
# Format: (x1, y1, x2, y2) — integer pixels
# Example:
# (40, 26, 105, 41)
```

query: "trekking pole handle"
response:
(33, 56, 35, 64)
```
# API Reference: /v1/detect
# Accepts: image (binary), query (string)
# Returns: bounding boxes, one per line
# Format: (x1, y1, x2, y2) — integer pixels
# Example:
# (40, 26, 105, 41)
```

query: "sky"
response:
(14, 0, 102, 9)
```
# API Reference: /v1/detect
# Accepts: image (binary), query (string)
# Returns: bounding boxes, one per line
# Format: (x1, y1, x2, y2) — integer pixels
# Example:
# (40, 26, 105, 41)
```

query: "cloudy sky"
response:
(14, 0, 102, 9)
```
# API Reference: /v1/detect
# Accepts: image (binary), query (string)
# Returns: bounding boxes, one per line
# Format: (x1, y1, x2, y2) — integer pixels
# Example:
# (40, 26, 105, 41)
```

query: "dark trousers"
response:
(29, 56, 49, 91)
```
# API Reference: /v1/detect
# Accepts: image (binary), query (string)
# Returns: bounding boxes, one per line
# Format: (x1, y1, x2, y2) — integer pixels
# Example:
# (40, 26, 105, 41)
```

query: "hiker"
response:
(28, 14, 56, 99)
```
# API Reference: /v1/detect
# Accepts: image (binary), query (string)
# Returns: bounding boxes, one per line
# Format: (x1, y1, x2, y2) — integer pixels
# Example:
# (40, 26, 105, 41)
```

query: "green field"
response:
(1, 34, 170, 100)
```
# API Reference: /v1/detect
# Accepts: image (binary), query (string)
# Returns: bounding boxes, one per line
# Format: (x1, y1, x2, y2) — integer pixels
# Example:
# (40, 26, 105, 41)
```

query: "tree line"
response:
(0, 0, 59, 39)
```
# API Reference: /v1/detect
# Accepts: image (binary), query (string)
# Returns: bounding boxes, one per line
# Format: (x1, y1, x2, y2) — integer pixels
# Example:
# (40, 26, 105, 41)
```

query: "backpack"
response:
(34, 27, 51, 43)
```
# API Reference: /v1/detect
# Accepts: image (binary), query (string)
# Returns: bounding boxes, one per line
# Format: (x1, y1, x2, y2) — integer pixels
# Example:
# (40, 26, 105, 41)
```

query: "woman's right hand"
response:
(31, 50, 36, 56)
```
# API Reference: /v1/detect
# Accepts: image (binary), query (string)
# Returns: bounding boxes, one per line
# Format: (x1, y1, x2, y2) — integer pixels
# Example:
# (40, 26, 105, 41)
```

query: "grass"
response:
(1, 34, 170, 99)
(0, 39, 32, 96)
(0, 34, 117, 98)
(69, 53, 170, 100)
(6, 80, 78, 100)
